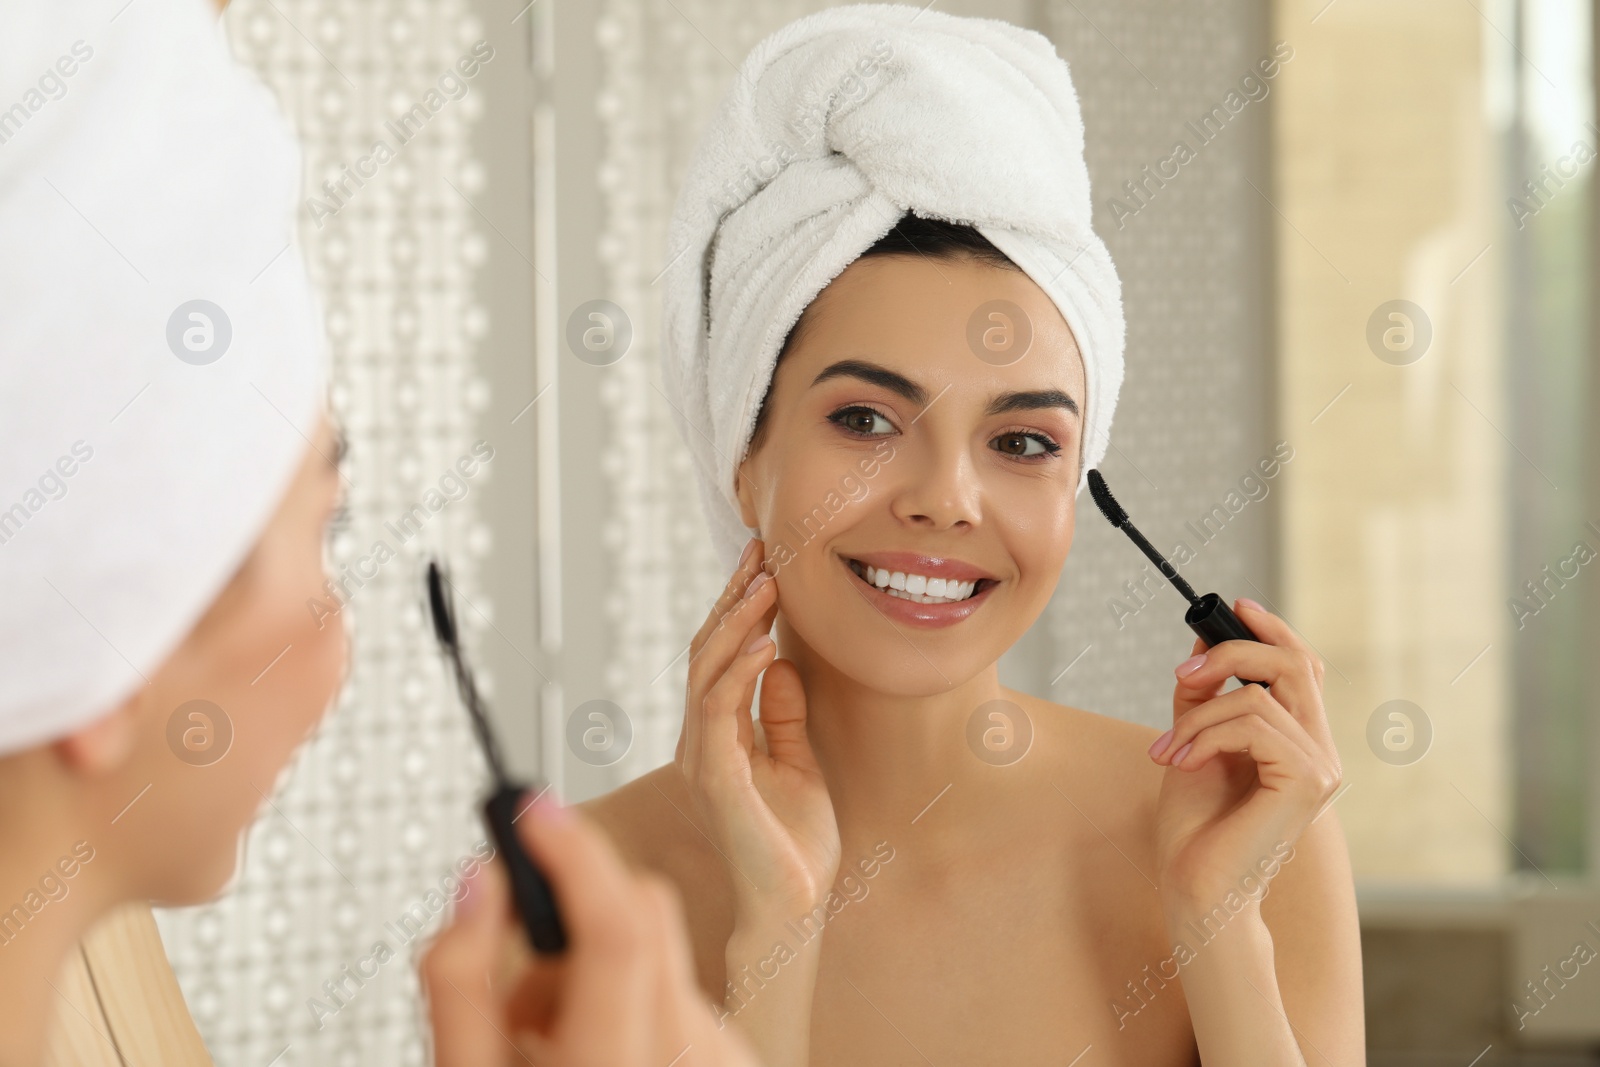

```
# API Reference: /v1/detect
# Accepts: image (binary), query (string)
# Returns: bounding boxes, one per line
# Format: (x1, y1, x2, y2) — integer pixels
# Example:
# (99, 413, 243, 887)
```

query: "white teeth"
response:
(856, 563, 980, 604)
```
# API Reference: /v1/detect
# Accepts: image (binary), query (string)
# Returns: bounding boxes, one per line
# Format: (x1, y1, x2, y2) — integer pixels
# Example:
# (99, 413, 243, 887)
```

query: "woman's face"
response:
(735, 253, 1086, 696)
(103, 417, 348, 904)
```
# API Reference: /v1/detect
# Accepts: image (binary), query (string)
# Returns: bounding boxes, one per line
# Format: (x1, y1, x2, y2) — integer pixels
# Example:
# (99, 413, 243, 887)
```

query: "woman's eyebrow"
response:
(985, 389, 1079, 418)
(811, 359, 929, 406)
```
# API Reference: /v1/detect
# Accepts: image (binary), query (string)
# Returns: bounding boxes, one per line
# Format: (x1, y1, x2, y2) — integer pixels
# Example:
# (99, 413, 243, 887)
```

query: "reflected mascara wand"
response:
(1086, 469, 1268, 689)
(426, 558, 567, 953)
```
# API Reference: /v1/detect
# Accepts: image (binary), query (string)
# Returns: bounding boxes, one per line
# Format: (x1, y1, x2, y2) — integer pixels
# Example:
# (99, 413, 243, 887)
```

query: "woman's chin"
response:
(818, 644, 988, 698)
(155, 832, 248, 907)
(781, 607, 1007, 696)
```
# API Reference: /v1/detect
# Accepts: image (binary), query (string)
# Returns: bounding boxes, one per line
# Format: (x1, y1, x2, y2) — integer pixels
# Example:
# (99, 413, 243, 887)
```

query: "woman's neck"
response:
(775, 617, 1026, 862)
(0, 764, 116, 1066)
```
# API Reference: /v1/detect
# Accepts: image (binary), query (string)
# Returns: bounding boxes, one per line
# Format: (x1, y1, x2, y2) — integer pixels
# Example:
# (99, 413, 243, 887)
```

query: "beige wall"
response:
(1273, 0, 1509, 881)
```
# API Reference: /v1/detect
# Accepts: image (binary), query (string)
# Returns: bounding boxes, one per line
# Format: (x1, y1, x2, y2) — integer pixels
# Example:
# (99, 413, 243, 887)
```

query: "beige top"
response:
(43, 904, 211, 1066)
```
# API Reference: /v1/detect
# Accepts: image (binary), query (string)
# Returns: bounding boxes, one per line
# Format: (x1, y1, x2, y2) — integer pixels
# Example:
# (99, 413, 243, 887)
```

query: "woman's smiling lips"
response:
(838, 550, 1000, 629)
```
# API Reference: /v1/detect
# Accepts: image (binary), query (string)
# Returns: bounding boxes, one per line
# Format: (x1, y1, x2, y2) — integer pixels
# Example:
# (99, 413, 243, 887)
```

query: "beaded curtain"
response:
(153, 4, 495, 1065)
(591, 0, 842, 785)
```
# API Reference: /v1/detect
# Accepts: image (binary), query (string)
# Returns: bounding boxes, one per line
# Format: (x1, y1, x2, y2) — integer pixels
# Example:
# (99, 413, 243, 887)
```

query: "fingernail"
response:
(1237, 597, 1264, 613)
(1148, 729, 1173, 759)
(744, 633, 774, 655)
(744, 571, 771, 598)
(1172, 742, 1193, 766)
(1175, 653, 1206, 678)
(530, 790, 570, 824)
(738, 538, 757, 568)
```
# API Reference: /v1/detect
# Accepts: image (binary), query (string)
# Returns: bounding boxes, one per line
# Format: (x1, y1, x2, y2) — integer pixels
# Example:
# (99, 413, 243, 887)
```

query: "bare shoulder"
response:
(1014, 691, 1362, 1060)
(1009, 689, 1168, 825)
(1022, 691, 1167, 756)
(575, 764, 735, 995)
(576, 763, 714, 880)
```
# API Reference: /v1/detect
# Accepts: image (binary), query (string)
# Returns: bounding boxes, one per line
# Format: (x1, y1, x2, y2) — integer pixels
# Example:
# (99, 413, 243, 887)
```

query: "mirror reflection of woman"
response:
(583, 8, 1363, 1065)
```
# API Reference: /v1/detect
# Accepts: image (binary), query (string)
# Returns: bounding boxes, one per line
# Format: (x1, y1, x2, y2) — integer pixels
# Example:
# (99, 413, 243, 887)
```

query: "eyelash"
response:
(825, 404, 1063, 462)
(327, 502, 352, 539)
(826, 405, 892, 438)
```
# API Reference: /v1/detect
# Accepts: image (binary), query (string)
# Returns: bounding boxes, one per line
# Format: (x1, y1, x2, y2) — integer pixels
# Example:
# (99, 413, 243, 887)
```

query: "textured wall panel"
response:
(1039, 0, 1276, 726)
(153, 4, 495, 1064)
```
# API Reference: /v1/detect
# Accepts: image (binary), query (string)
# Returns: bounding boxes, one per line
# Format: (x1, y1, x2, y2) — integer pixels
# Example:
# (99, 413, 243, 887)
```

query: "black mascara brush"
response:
(1086, 469, 1268, 689)
(426, 558, 567, 953)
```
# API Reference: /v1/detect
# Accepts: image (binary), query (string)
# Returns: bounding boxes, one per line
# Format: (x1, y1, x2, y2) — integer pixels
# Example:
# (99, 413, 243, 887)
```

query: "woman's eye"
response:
(992, 432, 1059, 458)
(830, 406, 895, 436)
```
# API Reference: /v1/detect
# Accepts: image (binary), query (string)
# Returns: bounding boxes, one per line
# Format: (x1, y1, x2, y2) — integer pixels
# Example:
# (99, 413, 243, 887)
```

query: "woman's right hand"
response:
(420, 793, 760, 1067)
(676, 538, 841, 924)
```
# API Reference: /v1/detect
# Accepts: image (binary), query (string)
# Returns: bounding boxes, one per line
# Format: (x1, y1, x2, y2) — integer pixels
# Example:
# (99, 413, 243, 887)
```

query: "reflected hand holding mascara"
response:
(426, 558, 567, 954)
(1086, 470, 1269, 690)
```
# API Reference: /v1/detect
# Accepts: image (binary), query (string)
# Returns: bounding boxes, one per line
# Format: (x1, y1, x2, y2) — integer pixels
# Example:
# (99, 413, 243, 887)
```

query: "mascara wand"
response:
(426, 559, 567, 953)
(1086, 469, 1267, 689)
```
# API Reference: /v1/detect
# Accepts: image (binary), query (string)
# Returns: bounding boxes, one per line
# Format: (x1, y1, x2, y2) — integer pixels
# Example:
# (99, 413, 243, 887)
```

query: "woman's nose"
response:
(890, 439, 982, 531)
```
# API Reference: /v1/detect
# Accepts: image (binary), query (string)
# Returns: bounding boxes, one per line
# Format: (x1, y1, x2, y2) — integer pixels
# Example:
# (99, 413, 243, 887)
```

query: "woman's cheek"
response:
(238, 546, 346, 748)
(765, 461, 840, 543)
(997, 479, 1075, 567)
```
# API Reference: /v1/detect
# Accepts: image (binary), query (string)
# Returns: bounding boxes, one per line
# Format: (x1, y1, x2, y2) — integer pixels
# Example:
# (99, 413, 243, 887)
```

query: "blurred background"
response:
(148, 0, 1599, 1063)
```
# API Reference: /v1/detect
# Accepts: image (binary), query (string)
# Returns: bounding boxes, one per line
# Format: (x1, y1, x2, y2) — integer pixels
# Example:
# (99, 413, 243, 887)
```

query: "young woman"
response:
(583, 213, 1363, 1066)
(0, 419, 755, 1067)
(0, 4, 756, 1065)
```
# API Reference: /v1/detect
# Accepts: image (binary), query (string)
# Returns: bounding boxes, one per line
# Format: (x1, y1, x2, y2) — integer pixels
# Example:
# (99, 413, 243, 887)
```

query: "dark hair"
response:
(745, 212, 1021, 453)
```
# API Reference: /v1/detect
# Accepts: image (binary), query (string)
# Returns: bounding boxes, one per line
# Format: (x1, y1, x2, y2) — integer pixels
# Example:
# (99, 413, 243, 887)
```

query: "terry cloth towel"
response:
(659, 2, 1125, 570)
(0, 0, 326, 754)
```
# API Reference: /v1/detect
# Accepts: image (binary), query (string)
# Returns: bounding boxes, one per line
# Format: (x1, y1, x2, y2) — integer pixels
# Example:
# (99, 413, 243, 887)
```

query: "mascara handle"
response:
(1184, 592, 1269, 689)
(484, 783, 568, 954)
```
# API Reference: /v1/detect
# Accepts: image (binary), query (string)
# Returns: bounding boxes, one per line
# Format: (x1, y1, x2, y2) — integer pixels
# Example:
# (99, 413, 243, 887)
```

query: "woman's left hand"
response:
(1148, 598, 1342, 913)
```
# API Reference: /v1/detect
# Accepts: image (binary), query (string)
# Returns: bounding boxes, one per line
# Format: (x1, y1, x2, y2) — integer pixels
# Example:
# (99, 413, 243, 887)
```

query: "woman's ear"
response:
(734, 455, 762, 532)
(53, 698, 141, 776)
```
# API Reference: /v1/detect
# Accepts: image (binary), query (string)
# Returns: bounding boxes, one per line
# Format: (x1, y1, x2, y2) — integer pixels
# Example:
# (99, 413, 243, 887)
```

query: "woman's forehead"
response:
(785, 254, 1085, 395)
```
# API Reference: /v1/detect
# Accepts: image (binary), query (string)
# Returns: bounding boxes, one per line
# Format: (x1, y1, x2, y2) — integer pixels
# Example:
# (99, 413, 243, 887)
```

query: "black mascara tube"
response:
(1184, 592, 1261, 652)
(427, 559, 568, 954)
(483, 785, 567, 954)
(1087, 470, 1269, 689)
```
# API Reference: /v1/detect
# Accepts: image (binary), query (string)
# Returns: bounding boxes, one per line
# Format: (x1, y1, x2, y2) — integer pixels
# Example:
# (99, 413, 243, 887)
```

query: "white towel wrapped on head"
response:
(660, 2, 1125, 570)
(0, 0, 325, 755)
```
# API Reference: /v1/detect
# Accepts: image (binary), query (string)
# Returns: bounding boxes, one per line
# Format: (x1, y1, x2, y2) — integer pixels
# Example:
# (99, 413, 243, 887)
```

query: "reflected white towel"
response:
(0, 0, 325, 753)
(660, 3, 1125, 570)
